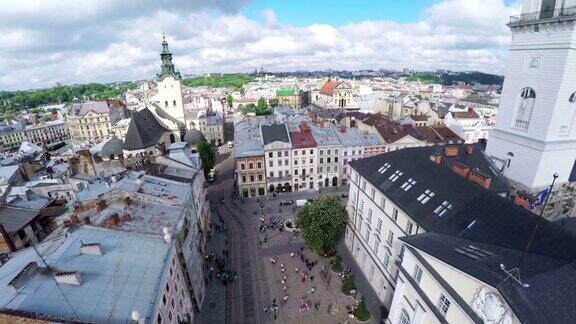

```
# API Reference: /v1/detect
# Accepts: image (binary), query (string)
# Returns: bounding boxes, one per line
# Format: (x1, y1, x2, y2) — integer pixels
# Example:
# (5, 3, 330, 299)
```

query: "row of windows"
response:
(293, 149, 314, 156)
(240, 161, 263, 170)
(241, 174, 264, 183)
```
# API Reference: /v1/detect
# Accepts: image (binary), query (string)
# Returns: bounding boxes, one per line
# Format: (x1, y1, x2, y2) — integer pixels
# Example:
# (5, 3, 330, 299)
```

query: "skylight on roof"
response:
(417, 189, 435, 204)
(400, 178, 416, 191)
(389, 170, 403, 182)
(433, 201, 453, 216)
(378, 163, 391, 174)
(454, 245, 494, 260)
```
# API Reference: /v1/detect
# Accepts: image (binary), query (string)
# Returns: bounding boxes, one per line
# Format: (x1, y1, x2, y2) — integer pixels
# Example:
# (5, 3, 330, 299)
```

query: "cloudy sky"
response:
(0, 0, 519, 91)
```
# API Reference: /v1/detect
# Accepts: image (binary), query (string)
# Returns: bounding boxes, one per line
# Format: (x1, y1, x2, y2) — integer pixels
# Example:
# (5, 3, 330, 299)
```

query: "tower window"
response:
(570, 92, 576, 103)
(173, 100, 177, 107)
(514, 88, 536, 131)
(165, 101, 168, 108)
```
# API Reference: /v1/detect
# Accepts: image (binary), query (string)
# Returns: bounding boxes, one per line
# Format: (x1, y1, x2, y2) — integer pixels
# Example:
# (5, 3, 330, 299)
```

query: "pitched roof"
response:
(289, 128, 317, 149)
(375, 123, 422, 144)
(261, 124, 290, 145)
(70, 101, 111, 117)
(123, 107, 170, 151)
(0, 206, 41, 234)
(452, 108, 480, 119)
(319, 79, 341, 96)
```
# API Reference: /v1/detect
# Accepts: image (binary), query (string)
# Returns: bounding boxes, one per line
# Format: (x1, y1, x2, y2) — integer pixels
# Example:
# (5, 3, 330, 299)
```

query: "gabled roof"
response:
(319, 79, 341, 96)
(0, 206, 41, 234)
(69, 101, 112, 117)
(123, 107, 170, 151)
(375, 123, 422, 144)
(452, 108, 480, 119)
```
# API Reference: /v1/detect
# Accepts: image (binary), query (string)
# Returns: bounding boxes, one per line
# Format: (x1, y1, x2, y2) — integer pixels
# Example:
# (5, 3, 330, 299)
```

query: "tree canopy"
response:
(197, 139, 216, 178)
(297, 196, 347, 255)
(182, 74, 255, 90)
(0, 82, 137, 112)
(226, 94, 233, 108)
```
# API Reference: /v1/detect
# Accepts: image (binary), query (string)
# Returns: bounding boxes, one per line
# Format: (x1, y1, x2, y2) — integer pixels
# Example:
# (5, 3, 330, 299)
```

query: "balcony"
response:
(509, 6, 576, 26)
(514, 119, 529, 130)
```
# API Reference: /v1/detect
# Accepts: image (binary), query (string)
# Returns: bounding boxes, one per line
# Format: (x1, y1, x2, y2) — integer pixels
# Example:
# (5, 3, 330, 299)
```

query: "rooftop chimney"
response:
(466, 144, 474, 156)
(452, 163, 470, 178)
(70, 214, 79, 225)
(444, 145, 458, 157)
(163, 227, 172, 243)
(0, 224, 16, 252)
(106, 213, 120, 226)
(513, 192, 531, 209)
(8, 262, 38, 293)
(83, 216, 92, 225)
(468, 170, 492, 189)
(80, 242, 102, 255)
(430, 153, 442, 165)
(54, 271, 82, 286)
(340, 125, 346, 133)
(319, 120, 325, 129)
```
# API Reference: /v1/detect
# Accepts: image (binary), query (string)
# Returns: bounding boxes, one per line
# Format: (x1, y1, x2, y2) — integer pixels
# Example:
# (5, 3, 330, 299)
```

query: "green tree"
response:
(269, 98, 279, 108)
(41, 115, 52, 122)
(197, 139, 216, 178)
(297, 196, 347, 255)
(226, 94, 233, 108)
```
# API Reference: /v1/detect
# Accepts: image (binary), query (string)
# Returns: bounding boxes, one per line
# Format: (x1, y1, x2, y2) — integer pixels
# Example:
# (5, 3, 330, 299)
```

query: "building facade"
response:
(65, 100, 126, 143)
(262, 124, 293, 193)
(24, 119, 69, 148)
(289, 123, 318, 191)
(0, 123, 25, 152)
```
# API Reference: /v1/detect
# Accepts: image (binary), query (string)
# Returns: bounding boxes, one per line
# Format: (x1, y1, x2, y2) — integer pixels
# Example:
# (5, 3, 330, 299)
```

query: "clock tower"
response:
(486, 0, 576, 193)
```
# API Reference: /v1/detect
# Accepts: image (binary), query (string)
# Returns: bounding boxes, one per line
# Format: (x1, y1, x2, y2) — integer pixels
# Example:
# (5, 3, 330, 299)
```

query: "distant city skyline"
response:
(0, 0, 518, 91)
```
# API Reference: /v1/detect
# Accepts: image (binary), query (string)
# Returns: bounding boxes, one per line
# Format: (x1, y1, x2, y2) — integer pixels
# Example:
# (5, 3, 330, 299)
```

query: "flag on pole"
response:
(530, 189, 549, 210)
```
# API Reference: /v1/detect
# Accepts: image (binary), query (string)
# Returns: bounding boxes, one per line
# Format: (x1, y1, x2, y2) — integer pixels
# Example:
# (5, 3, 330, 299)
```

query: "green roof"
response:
(276, 88, 295, 97)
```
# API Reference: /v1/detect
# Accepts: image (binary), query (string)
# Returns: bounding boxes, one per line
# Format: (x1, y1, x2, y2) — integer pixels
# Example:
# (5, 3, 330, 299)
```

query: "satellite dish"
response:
(131, 310, 140, 321)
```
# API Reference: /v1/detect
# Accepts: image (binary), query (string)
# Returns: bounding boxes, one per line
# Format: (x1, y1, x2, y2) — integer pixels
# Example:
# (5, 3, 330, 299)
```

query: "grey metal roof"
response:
(261, 124, 290, 145)
(70, 101, 111, 117)
(0, 226, 170, 323)
(0, 206, 40, 234)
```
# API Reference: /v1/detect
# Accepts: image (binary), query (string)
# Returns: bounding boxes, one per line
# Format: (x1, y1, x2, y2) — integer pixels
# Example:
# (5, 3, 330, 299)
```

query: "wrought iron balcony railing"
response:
(509, 6, 576, 25)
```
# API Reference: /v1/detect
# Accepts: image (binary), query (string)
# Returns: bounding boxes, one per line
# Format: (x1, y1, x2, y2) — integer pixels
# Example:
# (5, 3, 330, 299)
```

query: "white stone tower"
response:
(486, 0, 576, 192)
(156, 36, 186, 129)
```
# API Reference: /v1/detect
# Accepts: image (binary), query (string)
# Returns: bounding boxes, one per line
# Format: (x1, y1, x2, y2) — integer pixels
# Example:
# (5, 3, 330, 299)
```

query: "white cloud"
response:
(0, 0, 517, 90)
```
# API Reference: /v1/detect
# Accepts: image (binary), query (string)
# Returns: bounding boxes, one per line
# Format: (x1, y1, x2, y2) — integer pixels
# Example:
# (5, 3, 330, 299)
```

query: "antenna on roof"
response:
(499, 173, 559, 288)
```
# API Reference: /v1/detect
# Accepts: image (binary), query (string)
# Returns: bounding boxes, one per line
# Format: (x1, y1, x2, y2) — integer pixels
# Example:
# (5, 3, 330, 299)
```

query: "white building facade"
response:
(485, 0, 576, 191)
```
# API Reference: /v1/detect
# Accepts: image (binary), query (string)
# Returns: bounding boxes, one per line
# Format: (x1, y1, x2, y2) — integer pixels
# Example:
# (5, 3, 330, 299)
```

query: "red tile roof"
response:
(289, 127, 317, 149)
(319, 79, 341, 96)
(452, 108, 480, 119)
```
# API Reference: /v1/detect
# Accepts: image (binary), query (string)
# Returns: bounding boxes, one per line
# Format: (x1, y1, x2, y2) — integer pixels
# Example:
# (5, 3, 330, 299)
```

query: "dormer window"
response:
(417, 189, 435, 204)
(400, 178, 416, 191)
(389, 170, 403, 182)
(434, 201, 453, 216)
(378, 163, 391, 174)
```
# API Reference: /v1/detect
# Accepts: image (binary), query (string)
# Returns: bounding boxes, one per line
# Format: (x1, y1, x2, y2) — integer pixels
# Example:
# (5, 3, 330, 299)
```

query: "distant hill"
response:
(406, 71, 504, 86)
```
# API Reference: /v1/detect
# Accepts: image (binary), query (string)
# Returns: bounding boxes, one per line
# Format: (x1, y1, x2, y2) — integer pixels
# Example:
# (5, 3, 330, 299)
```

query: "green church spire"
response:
(157, 35, 181, 80)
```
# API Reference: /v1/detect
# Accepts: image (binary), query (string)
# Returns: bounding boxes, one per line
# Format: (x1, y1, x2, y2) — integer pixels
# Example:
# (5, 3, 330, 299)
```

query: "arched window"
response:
(514, 88, 536, 130)
(399, 309, 410, 324)
(570, 92, 576, 103)
(173, 100, 177, 107)
(164, 101, 168, 108)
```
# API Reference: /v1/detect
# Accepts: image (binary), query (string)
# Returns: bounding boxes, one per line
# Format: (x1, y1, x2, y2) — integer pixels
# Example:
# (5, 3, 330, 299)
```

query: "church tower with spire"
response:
(155, 36, 186, 131)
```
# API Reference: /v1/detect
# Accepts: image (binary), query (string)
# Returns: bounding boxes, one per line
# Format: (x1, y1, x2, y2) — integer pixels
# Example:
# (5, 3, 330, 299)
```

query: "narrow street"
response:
(204, 118, 269, 324)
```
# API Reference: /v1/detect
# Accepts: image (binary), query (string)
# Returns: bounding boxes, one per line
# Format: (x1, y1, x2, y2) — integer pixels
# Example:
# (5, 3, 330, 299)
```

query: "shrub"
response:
(353, 301, 371, 321)
(341, 277, 356, 295)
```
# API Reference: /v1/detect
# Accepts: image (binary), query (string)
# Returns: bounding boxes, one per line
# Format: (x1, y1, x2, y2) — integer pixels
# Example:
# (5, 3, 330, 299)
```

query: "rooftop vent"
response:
(80, 242, 102, 256)
(163, 227, 172, 244)
(8, 262, 38, 293)
(54, 271, 82, 286)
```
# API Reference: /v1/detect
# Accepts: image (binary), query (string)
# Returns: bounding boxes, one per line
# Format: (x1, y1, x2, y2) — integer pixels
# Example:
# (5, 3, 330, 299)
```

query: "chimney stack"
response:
(340, 125, 346, 133)
(319, 120, 325, 129)
(513, 192, 531, 209)
(452, 163, 470, 178)
(430, 153, 442, 165)
(444, 145, 458, 157)
(83, 216, 92, 225)
(70, 214, 79, 225)
(54, 271, 82, 286)
(0, 224, 17, 252)
(466, 144, 474, 156)
(468, 170, 492, 189)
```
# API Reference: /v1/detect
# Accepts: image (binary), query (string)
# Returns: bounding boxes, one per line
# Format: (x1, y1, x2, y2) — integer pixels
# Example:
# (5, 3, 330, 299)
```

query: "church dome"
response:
(184, 129, 205, 146)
